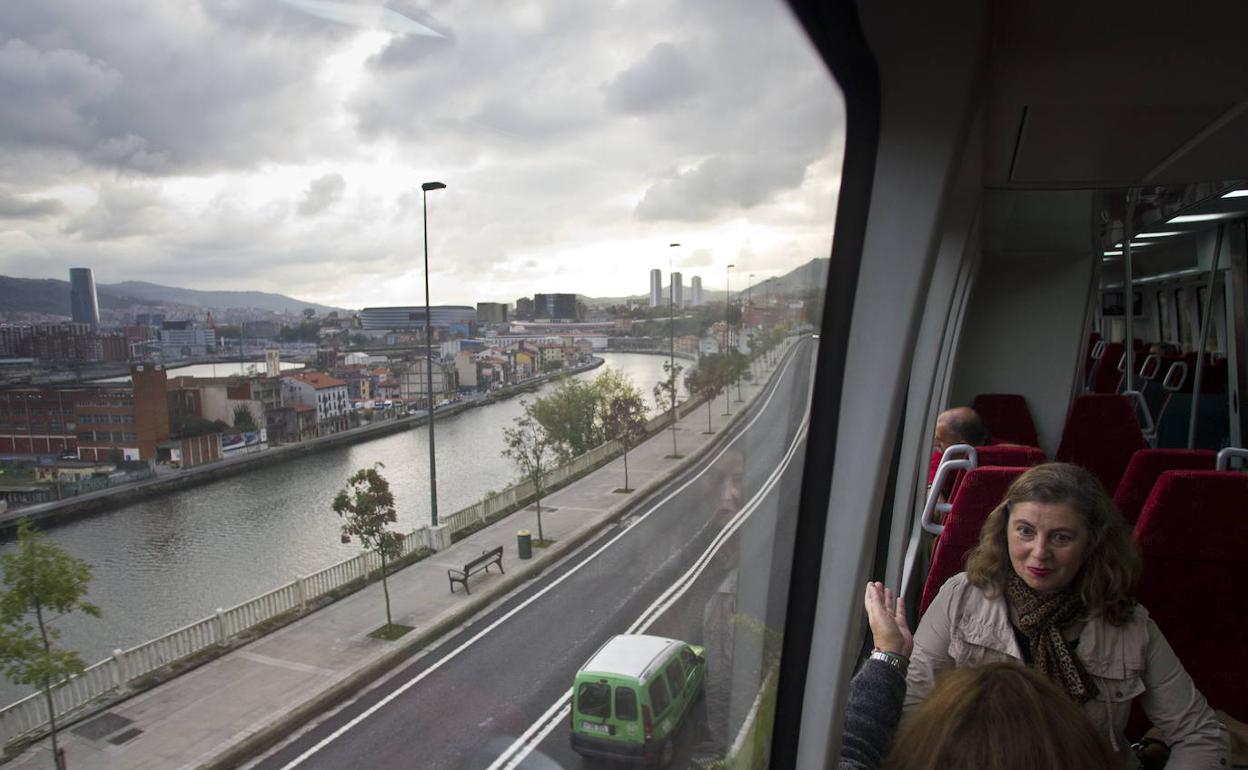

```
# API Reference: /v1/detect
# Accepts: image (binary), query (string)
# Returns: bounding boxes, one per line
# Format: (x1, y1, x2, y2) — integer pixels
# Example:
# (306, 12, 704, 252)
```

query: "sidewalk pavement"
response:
(6, 351, 792, 770)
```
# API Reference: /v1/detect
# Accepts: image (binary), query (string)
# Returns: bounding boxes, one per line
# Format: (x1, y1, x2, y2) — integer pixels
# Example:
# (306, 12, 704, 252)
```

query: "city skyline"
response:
(0, 1, 843, 309)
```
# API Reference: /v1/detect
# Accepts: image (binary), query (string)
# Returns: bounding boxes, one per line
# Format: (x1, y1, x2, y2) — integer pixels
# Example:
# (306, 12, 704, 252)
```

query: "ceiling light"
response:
(1136, 231, 1182, 238)
(1222, 189, 1248, 198)
(1168, 213, 1237, 224)
(1103, 250, 1122, 256)
(1113, 242, 1155, 248)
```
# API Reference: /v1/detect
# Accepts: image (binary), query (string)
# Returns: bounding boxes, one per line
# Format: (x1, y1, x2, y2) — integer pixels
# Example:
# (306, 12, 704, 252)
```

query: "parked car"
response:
(569, 634, 705, 767)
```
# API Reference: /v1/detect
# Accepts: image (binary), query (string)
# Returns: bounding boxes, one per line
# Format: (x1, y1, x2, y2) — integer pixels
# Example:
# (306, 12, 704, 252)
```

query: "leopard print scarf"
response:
(1006, 573, 1098, 703)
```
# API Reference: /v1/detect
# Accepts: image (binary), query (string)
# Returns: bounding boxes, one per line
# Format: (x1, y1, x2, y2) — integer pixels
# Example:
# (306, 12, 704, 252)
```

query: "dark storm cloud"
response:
(297, 173, 347, 217)
(603, 42, 703, 115)
(0, 192, 65, 220)
(635, 154, 810, 222)
(0, 0, 343, 176)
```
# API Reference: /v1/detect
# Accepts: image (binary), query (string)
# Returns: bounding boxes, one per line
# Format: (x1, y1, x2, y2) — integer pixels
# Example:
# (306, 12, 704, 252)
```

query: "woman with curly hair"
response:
(905, 462, 1227, 768)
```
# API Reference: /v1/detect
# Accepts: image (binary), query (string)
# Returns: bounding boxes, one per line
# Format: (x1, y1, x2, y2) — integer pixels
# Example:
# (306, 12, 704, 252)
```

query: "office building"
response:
(691, 276, 703, 307)
(649, 269, 662, 307)
(671, 272, 683, 308)
(476, 302, 509, 325)
(69, 268, 100, 329)
(358, 306, 476, 335)
(534, 293, 578, 321)
(515, 297, 534, 320)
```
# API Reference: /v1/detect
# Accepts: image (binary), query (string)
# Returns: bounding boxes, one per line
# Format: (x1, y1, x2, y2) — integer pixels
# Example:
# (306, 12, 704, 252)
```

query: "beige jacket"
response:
(906, 573, 1228, 769)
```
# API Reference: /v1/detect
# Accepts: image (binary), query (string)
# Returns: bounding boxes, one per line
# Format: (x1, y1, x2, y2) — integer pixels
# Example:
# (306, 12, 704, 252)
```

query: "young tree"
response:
(529, 376, 601, 463)
(502, 405, 555, 542)
(0, 520, 100, 770)
(652, 359, 684, 458)
(686, 356, 725, 435)
(599, 377, 648, 492)
(332, 464, 403, 634)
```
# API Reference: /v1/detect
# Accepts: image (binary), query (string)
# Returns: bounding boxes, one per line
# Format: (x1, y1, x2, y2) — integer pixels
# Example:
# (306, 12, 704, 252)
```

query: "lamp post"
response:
(668, 243, 680, 457)
(421, 180, 446, 527)
(725, 264, 735, 353)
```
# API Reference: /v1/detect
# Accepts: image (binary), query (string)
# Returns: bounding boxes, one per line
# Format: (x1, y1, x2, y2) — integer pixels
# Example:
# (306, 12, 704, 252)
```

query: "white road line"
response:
(489, 415, 810, 770)
(275, 342, 808, 769)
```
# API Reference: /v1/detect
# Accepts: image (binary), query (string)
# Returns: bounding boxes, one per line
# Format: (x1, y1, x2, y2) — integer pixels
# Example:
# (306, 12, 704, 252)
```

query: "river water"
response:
(0, 353, 678, 704)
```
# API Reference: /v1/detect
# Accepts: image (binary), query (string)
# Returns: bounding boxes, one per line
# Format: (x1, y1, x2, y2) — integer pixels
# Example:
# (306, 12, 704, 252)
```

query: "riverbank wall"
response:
(0, 357, 606, 532)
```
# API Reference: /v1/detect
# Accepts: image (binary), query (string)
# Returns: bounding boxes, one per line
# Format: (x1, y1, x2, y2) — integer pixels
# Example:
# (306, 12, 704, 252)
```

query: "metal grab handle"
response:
(1116, 352, 1127, 373)
(1139, 354, 1160, 381)
(921, 455, 975, 536)
(1216, 447, 1248, 471)
(937, 443, 978, 468)
(1162, 361, 1188, 392)
(1091, 340, 1107, 360)
(1122, 389, 1156, 439)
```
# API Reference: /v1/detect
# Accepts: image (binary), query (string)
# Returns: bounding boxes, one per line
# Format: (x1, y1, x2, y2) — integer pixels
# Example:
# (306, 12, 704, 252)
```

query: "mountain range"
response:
(0, 277, 346, 317)
(0, 257, 827, 319)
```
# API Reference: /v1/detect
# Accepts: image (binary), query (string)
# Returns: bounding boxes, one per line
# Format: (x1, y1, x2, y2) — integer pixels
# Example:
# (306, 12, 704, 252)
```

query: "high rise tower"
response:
(691, 276, 703, 307)
(69, 267, 100, 329)
(672, 272, 684, 308)
(649, 269, 662, 307)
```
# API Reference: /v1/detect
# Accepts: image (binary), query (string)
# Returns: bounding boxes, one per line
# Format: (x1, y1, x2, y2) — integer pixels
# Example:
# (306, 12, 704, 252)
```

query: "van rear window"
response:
(648, 678, 671, 715)
(615, 686, 637, 721)
(577, 682, 611, 718)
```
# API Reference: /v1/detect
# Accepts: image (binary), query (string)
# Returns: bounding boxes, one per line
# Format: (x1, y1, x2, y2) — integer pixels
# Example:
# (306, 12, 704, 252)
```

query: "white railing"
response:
(0, 366, 742, 745)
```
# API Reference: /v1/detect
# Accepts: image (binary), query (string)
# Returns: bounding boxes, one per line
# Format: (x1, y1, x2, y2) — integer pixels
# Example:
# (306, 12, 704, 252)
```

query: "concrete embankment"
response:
(0, 357, 604, 532)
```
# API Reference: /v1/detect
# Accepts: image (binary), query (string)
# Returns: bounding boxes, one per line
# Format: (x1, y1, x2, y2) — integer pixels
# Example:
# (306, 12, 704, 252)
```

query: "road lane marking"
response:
(489, 413, 811, 770)
(275, 341, 809, 770)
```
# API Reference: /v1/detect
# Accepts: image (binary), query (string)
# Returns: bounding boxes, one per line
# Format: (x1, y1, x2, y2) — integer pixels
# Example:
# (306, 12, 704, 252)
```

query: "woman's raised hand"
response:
(864, 581, 913, 658)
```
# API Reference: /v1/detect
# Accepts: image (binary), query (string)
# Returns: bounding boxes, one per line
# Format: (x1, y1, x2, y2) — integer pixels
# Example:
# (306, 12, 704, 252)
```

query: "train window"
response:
(0, 0, 842, 768)
(1157, 290, 1174, 344)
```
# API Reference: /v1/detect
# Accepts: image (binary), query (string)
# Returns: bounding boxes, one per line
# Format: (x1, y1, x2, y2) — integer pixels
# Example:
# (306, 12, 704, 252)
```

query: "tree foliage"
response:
(529, 376, 601, 463)
(232, 405, 258, 432)
(653, 359, 684, 457)
(598, 372, 648, 491)
(0, 520, 100, 764)
(686, 355, 728, 434)
(333, 464, 403, 631)
(502, 405, 554, 542)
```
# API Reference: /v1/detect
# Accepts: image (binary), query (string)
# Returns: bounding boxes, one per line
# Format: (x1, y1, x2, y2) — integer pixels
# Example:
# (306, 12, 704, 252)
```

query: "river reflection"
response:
(0, 353, 681, 703)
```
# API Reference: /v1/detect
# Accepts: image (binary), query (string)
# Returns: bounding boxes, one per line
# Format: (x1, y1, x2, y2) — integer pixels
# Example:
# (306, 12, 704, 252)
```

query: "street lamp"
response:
(421, 180, 446, 528)
(668, 243, 680, 457)
(725, 264, 735, 353)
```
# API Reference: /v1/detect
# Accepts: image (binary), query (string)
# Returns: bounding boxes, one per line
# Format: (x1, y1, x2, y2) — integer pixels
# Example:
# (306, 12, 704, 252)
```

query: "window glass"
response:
(648, 678, 671, 716)
(1157, 291, 1173, 344)
(666, 659, 685, 697)
(577, 682, 610, 718)
(614, 686, 638, 721)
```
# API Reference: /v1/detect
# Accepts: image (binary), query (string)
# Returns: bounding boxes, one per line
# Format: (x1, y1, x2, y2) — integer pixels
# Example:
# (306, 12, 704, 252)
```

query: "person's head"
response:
(934, 407, 990, 453)
(881, 662, 1118, 770)
(965, 463, 1139, 623)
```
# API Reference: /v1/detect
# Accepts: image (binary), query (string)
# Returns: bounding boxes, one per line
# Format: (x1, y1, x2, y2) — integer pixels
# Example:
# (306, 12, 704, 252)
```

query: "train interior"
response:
(775, 0, 1248, 765)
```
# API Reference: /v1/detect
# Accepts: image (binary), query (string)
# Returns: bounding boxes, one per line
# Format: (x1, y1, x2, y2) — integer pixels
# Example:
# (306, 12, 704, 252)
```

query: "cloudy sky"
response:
(0, 0, 844, 309)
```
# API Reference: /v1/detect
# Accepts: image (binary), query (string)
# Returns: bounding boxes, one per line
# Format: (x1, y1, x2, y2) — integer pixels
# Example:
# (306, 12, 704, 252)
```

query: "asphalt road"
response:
(250, 340, 815, 770)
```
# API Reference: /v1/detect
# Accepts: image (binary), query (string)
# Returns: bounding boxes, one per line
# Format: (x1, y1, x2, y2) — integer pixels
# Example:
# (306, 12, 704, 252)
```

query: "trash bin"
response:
(517, 529, 532, 560)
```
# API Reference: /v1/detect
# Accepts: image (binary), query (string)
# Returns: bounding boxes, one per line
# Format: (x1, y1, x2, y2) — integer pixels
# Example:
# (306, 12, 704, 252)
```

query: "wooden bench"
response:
(448, 546, 504, 594)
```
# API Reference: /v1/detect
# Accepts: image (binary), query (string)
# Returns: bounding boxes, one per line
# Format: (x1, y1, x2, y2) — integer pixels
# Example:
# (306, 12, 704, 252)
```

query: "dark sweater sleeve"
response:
(838, 658, 908, 770)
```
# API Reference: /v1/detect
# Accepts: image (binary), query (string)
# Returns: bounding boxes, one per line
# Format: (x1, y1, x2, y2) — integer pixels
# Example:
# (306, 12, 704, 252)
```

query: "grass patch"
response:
(612, 487, 633, 494)
(665, 454, 686, 459)
(368, 623, 415, 641)
(702, 430, 715, 435)
(533, 538, 556, 549)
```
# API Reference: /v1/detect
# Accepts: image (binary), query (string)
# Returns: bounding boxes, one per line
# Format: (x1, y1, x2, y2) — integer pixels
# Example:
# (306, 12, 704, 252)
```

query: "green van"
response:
(569, 634, 706, 767)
